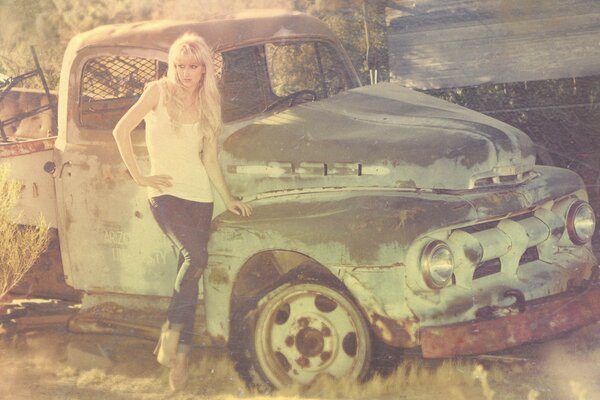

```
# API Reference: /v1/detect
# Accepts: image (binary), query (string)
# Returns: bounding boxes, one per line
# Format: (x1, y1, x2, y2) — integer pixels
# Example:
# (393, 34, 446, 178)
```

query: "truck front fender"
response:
(204, 189, 476, 341)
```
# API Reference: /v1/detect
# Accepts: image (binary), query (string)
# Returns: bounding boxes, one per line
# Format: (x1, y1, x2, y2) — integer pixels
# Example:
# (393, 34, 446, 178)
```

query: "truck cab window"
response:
(79, 56, 166, 130)
(265, 41, 355, 100)
(220, 46, 268, 123)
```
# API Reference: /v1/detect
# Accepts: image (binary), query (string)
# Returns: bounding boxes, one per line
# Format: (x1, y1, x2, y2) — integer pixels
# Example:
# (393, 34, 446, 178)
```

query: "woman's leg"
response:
(149, 195, 213, 349)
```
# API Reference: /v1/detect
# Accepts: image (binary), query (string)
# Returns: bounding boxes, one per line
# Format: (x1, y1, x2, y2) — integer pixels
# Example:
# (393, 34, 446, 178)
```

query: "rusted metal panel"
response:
(0, 88, 57, 140)
(420, 282, 600, 358)
(0, 137, 56, 157)
(371, 313, 419, 348)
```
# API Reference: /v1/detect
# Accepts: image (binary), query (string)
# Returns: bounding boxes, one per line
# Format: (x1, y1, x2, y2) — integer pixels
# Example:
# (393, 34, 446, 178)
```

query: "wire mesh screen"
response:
(79, 53, 223, 129)
(79, 54, 224, 129)
(213, 52, 223, 81)
(82, 53, 222, 101)
(81, 56, 162, 101)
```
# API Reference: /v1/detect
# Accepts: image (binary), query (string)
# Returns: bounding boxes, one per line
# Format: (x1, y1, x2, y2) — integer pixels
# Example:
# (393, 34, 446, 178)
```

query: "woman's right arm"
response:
(112, 81, 172, 191)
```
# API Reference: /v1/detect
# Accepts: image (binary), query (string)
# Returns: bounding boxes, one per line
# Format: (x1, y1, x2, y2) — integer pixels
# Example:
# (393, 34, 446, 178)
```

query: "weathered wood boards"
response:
(387, 0, 600, 88)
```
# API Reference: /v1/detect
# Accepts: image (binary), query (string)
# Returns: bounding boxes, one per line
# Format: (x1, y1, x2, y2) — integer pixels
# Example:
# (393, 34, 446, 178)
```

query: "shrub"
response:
(0, 163, 49, 299)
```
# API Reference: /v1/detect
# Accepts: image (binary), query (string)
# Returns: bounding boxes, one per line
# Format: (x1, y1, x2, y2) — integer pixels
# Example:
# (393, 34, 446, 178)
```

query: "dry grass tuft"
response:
(472, 364, 495, 400)
(76, 369, 107, 386)
(273, 358, 510, 400)
(570, 381, 588, 400)
(0, 163, 49, 299)
(184, 349, 252, 398)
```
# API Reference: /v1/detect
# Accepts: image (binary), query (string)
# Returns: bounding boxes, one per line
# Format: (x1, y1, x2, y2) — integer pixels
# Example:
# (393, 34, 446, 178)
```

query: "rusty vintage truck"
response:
(2, 11, 600, 388)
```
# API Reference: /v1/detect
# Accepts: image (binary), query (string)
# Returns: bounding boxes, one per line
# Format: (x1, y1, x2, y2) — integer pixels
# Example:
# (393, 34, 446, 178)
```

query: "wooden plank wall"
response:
(387, 0, 600, 89)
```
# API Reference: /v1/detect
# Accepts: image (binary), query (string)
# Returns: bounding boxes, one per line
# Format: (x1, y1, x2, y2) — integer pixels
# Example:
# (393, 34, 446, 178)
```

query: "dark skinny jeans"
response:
(149, 195, 213, 347)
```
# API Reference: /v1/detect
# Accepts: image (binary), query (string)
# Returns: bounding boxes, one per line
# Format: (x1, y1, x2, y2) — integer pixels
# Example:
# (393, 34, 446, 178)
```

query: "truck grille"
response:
(472, 246, 539, 280)
(449, 206, 567, 286)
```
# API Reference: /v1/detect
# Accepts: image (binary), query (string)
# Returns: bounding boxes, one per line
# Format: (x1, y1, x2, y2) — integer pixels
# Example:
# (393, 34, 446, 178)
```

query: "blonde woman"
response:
(113, 33, 251, 390)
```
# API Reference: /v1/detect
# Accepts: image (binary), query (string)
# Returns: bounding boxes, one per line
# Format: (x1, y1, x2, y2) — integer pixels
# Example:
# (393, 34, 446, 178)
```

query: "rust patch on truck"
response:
(208, 266, 229, 285)
(395, 208, 421, 230)
(0, 137, 56, 157)
(370, 313, 419, 348)
(420, 282, 600, 358)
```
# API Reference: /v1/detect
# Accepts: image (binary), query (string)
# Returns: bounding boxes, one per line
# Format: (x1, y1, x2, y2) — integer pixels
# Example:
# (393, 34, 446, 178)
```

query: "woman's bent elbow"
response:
(112, 126, 127, 141)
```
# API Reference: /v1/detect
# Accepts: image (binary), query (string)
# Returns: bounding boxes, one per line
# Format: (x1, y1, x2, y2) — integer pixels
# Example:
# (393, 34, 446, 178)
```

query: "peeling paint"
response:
(208, 267, 229, 285)
(394, 179, 416, 188)
(0, 137, 56, 157)
(213, 190, 475, 265)
(371, 313, 419, 348)
(396, 208, 420, 230)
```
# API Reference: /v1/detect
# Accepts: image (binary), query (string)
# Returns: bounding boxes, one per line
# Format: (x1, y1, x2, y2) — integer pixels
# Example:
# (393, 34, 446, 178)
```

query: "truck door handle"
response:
(58, 161, 72, 178)
(44, 161, 78, 178)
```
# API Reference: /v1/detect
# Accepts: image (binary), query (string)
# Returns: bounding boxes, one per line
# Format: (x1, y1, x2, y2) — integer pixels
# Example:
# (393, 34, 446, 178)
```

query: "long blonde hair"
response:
(163, 32, 222, 139)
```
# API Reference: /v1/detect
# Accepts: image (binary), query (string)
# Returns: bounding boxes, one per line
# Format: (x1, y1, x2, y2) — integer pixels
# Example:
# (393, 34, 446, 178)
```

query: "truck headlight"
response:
(421, 240, 455, 289)
(566, 200, 595, 245)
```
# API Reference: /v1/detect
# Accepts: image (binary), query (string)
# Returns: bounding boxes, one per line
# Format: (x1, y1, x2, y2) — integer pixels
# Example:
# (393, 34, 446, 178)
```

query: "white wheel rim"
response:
(254, 283, 370, 387)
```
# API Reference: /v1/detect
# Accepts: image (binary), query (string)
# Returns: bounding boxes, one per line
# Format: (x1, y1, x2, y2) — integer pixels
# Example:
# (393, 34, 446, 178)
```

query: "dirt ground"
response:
(2, 310, 600, 400)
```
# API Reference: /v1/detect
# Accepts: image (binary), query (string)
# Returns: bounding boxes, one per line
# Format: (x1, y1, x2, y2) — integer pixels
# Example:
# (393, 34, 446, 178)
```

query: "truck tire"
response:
(239, 282, 372, 389)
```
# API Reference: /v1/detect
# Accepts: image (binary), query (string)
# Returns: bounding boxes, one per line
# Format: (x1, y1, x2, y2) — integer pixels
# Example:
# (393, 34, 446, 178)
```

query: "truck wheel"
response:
(245, 282, 372, 389)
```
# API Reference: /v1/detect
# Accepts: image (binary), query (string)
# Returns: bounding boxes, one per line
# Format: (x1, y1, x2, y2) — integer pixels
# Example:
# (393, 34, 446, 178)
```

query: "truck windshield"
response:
(220, 39, 356, 122)
(265, 40, 355, 100)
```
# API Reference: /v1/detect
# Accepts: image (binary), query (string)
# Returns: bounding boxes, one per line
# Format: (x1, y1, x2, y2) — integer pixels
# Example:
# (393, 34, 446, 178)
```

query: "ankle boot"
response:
(169, 351, 189, 391)
(153, 321, 182, 368)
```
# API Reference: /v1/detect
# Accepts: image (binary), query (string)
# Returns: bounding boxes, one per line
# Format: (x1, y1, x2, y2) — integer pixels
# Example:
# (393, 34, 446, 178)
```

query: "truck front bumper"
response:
(420, 280, 600, 358)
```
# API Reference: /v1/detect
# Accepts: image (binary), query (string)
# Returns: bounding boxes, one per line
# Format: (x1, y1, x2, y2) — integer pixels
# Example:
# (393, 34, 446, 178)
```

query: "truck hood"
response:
(223, 82, 537, 191)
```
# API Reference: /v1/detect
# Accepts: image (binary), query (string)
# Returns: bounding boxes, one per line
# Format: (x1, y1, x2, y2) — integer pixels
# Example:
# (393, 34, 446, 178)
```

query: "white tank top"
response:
(144, 83, 213, 202)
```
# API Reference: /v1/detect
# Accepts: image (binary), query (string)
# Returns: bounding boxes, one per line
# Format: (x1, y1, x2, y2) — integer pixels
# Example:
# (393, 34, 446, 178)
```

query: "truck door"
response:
(53, 48, 179, 296)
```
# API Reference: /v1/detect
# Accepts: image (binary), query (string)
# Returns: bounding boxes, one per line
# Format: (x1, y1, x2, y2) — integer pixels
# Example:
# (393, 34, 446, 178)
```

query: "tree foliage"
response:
(0, 0, 63, 87)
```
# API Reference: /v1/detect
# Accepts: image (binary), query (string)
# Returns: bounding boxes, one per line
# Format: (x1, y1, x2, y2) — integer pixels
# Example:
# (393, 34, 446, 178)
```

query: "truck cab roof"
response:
(70, 11, 340, 53)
